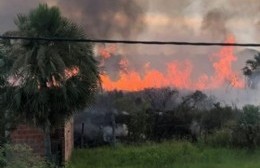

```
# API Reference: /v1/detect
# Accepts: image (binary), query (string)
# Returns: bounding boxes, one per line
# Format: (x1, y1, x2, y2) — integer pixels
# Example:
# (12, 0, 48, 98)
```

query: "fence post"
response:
(80, 123, 85, 148)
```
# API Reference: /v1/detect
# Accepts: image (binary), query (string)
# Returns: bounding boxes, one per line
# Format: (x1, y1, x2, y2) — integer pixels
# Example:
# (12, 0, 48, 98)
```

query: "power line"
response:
(0, 35, 260, 47)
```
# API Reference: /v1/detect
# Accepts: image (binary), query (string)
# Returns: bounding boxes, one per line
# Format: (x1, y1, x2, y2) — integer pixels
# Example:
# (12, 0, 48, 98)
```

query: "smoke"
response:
(97, 0, 260, 107)
(0, 0, 56, 34)
(57, 0, 146, 39)
(0, 0, 148, 80)
(1, 0, 260, 106)
(1, 0, 260, 41)
(201, 8, 229, 41)
(0, 0, 146, 39)
(54, 0, 147, 80)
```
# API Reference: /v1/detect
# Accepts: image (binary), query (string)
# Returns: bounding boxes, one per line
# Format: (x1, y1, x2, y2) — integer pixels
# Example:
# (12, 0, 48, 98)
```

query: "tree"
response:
(0, 43, 16, 146)
(239, 105, 260, 149)
(243, 53, 260, 88)
(116, 96, 150, 142)
(1, 4, 99, 161)
(0, 44, 7, 145)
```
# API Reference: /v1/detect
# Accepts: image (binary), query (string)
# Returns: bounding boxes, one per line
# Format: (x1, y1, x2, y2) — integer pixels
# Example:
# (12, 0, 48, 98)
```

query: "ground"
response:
(69, 141, 260, 168)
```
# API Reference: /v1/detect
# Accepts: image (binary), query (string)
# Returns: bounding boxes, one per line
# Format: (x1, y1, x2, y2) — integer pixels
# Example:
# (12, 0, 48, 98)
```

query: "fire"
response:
(46, 66, 80, 88)
(98, 44, 117, 59)
(65, 66, 80, 79)
(100, 35, 245, 91)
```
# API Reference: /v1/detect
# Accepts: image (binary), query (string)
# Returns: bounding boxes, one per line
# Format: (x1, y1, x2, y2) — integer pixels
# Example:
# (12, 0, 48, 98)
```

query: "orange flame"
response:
(45, 67, 80, 88)
(100, 35, 245, 91)
(98, 44, 117, 59)
(65, 66, 80, 79)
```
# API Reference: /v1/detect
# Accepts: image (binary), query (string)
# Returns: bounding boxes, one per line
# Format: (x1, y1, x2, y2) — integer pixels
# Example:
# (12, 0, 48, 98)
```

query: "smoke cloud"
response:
(201, 8, 229, 41)
(57, 0, 146, 39)
(0, 0, 56, 34)
(55, 0, 147, 79)
(1, 0, 260, 106)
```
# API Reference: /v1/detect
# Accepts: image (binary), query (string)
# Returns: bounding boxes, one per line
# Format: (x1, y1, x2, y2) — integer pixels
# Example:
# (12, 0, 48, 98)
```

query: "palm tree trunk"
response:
(44, 123, 52, 162)
(4, 112, 8, 144)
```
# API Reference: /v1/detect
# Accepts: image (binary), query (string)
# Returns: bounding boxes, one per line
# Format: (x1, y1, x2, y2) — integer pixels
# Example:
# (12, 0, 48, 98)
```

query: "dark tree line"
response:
(79, 88, 260, 150)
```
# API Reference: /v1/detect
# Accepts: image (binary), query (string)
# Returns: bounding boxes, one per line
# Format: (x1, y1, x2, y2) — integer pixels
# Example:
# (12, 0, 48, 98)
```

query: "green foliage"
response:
(201, 104, 236, 133)
(1, 3, 100, 128)
(0, 45, 18, 146)
(69, 141, 260, 168)
(243, 53, 260, 76)
(237, 105, 260, 149)
(240, 105, 260, 126)
(104, 89, 240, 143)
(242, 53, 260, 88)
(0, 3, 99, 163)
(0, 144, 53, 168)
(206, 129, 232, 147)
(115, 96, 150, 142)
(79, 88, 260, 149)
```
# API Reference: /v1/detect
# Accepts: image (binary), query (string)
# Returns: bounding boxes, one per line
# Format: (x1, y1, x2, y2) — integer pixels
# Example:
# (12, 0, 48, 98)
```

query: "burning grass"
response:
(69, 141, 260, 168)
(100, 35, 245, 91)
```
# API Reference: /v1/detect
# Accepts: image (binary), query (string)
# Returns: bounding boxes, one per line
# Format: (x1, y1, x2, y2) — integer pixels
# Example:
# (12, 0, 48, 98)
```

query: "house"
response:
(10, 118, 74, 164)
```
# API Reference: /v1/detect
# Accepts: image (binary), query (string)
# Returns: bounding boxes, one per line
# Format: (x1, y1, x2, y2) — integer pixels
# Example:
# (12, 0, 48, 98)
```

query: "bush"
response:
(115, 96, 150, 142)
(206, 129, 232, 147)
(238, 105, 260, 149)
(0, 144, 53, 168)
(231, 126, 248, 147)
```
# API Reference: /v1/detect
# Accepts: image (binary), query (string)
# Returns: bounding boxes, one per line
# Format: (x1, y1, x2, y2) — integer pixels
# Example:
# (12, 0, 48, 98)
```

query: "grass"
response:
(69, 141, 260, 168)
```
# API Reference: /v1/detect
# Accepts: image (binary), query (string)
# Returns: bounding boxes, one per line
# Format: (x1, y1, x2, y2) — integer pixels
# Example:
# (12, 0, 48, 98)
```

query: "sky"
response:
(1, 0, 260, 106)
(1, 0, 260, 77)
(1, 0, 260, 43)
(0, 0, 260, 64)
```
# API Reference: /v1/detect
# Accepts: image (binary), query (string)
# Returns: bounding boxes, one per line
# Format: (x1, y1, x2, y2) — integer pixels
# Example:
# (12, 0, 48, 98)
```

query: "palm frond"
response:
(1, 3, 100, 129)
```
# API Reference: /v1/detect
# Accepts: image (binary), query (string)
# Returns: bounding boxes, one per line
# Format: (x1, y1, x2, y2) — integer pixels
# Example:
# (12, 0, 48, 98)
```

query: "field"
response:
(69, 141, 260, 168)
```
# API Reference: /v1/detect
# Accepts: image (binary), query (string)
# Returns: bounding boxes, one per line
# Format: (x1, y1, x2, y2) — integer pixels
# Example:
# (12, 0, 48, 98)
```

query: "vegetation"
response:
(0, 45, 17, 146)
(1, 2, 260, 168)
(243, 52, 260, 88)
(0, 3, 99, 161)
(238, 105, 260, 149)
(69, 141, 260, 168)
(0, 144, 53, 168)
(78, 88, 260, 151)
(243, 53, 260, 76)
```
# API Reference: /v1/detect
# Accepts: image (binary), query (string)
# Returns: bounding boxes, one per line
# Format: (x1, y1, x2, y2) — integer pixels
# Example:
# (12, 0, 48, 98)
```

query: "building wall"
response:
(10, 118, 74, 163)
(10, 124, 45, 156)
(63, 118, 74, 162)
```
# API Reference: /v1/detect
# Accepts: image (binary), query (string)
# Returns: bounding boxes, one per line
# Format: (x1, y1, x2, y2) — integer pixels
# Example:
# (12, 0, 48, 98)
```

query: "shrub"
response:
(231, 126, 248, 147)
(206, 129, 232, 147)
(115, 96, 150, 142)
(238, 105, 260, 149)
(0, 144, 53, 168)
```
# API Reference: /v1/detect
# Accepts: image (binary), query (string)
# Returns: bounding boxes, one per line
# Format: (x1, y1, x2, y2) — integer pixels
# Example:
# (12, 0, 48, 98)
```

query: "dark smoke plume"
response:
(56, 0, 147, 80)
(57, 0, 146, 39)
(201, 9, 229, 41)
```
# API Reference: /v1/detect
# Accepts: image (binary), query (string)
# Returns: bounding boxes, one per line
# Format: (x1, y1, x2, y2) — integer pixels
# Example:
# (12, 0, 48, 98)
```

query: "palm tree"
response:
(243, 53, 260, 88)
(0, 43, 15, 146)
(0, 44, 7, 145)
(1, 4, 100, 160)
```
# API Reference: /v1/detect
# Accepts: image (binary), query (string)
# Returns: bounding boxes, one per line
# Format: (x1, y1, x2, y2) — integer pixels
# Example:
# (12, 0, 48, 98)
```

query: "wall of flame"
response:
(99, 35, 245, 91)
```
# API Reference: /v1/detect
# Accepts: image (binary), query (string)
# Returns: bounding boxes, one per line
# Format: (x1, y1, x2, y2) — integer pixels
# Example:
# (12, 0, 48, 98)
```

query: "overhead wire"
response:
(1, 35, 260, 47)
